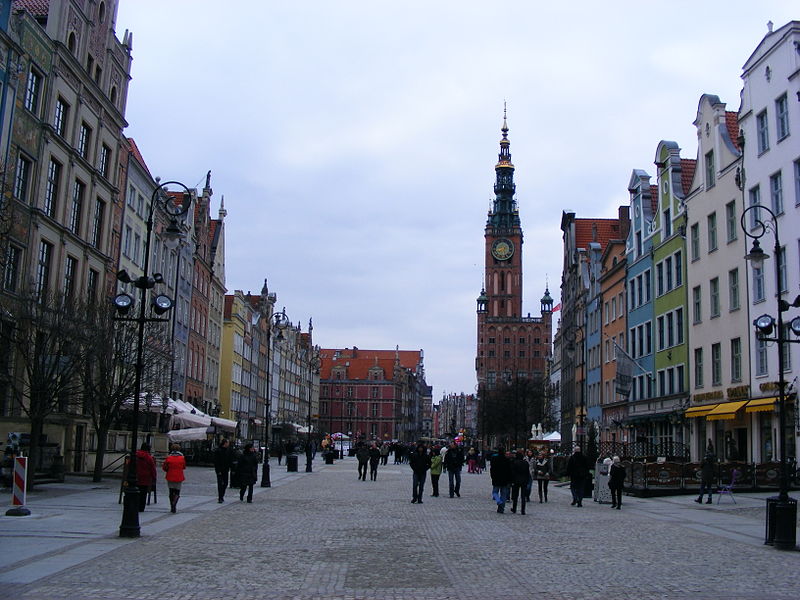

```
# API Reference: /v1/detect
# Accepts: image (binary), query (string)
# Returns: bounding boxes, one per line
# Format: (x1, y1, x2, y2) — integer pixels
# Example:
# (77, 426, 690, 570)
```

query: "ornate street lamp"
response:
(261, 308, 290, 487)
(741, 195, 799, 551)
(114, 180, 192, 538)
(306, 348, 321, 472)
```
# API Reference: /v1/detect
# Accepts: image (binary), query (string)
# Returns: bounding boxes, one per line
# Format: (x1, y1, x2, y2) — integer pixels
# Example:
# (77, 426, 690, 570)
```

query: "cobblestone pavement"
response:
(2, 458, 798, 600)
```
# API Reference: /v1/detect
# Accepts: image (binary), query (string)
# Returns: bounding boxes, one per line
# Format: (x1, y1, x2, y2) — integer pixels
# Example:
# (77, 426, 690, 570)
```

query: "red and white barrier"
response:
(6, 456, 31, 516)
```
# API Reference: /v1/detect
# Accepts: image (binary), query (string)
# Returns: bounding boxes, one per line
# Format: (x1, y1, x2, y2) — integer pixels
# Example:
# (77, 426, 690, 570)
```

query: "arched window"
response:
(98, 2, 106, 23)
(67, 32, 77, 54)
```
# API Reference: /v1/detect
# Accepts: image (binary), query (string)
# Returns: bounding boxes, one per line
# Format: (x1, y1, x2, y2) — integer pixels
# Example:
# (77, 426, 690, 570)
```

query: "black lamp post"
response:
(306, 349, 320, 473)
(261, 308, 290, 487)
(113, 180, 192, 538)
(741, 200, 799, 551)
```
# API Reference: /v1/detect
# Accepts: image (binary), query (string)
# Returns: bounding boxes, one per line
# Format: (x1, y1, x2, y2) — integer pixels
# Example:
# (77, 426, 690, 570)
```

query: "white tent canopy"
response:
(543, 431, 562, 442)
(167, 427, 210, 442)
(123, 394, 237, 432)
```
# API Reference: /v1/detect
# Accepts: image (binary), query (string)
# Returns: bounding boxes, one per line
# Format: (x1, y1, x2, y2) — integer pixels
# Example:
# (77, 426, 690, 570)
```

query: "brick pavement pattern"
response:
(2, 458, 798, 600)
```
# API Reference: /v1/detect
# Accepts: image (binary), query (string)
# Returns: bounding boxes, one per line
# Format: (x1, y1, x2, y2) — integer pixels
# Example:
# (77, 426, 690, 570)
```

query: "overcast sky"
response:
(115, 1, 796, 400)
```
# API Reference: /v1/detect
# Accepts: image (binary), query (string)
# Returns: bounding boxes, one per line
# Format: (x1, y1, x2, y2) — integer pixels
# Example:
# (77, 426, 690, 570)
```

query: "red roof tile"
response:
(574, 218, 622, 252)
(12, 0, 49, 17)
(127, 138, 154, 179)
(726, 111, 741, 150)
(680, 159, 697, 196)
(649, 185, 659, 214)
(319, 348, 422, 380)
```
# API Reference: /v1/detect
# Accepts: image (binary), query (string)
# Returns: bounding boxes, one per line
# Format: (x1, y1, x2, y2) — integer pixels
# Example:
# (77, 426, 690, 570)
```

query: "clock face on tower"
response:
(491, 238, 514, 260)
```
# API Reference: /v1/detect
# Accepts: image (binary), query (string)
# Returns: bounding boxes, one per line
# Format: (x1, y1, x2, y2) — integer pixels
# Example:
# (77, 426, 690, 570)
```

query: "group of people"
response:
(355, 442, 383, 481)
(213, 439, 260, 503)
(488, 447, 552, 514)
(134, 442, 186, 513)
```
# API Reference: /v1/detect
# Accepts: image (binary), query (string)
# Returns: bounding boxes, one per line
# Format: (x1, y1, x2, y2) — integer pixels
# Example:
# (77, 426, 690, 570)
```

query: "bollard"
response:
(6, 456, 31, 516)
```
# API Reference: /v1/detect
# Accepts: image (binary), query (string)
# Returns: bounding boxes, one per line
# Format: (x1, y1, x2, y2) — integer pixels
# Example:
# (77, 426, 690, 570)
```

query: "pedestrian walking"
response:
(534, 450, 551, 503)
(408, 444, 431, 503)
(162, 443, 186, 513)
(368, 442, 381, 481)
(213, 439, 233, 503)
(566, 446, 590, 507)
(236, 443, 258, 502)
(609, 456, 625, 509)
(443, 441, 464, 498)
(466, 447, 478, 473)
(380, 442, 390, 466)
(695, 452, 716, 504)
(135, 442, 157, 512)
(489, 447, 512, 513)
(276, 443, 284, 466)
(356, 443, 370, 481)
(510, 450, 531, 514)
(429, 447, 443, 497)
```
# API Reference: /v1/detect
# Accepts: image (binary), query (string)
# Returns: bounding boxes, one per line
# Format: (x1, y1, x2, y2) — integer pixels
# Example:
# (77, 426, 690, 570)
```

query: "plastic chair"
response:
(716, 469, 739, 504)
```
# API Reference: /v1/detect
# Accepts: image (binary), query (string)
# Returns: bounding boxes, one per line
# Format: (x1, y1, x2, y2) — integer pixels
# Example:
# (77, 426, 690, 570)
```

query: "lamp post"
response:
(261, 308, 290, 487)
(741, 201, 799, 551)
(564, 324, 586, 452)
(113, 180, 192, 538)
(305, 348, 320, 472)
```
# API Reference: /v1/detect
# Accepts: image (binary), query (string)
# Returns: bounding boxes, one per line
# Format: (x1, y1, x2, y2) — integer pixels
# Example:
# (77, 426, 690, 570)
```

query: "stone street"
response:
(0, 456, 798, 600)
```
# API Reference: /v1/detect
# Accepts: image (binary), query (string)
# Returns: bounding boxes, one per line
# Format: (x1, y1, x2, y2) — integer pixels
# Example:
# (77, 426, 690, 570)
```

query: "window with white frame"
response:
(78, 122, 92, 159)
(710, 277, 720, 318)
(775, 94, 789, 141)
(730, 337, 742, 382)
(44, 158, 61, 218)
(756, 336, 768, 376)
(705, 150, 715, 189)
(24, 67, 42, 114)
(707, 212, 717, 252)
(13, 154, 32, 201)
(770, 171, 783, 214)
(795, 159, 800, 206)
(694, 347, 704, 388)
(690, 223, 700, 261)
(752, 265, 765, 303)
(54, 97, 69, 137)
(692, 286, 702, 324)
(725, 201, 737, 242)
(728, 268, 740, 311)
(711, 343, 721, 386)
(69, 180, 85, 235)
(757, 109, 769, 154)
(3, 245, 20, 292)
(663, 207, 672, 238)
(36, 240, 53, 300)
(778, 246, 787, 293)
(781, 324, 791, 372)
(749, 185, 761, 228)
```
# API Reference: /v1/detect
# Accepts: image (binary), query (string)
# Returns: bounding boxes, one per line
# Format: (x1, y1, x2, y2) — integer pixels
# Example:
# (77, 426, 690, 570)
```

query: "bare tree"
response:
(479, 377, 547, 448)
(82, 301, 172, 482)
(0, 289, 89, 489)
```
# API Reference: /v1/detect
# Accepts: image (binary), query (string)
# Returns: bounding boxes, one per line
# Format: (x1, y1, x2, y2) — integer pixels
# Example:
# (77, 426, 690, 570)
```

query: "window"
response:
(756, 337, 768, 376)
(748, 186, 761, 228)
(728, 268, 740, 311)
(63, 256, 78, 302)
(99, 144, 111, 178)
(795, 159, 800, 206)
(87, 268, 98, 304)
(665, 256, 673, 291)
(675, 251, 682, 287)
(707, 213, 717, 252)
(123, 226, 132, 257)
(777, 246, 787, 293)
(757, 109, 769, 153)
(644, 270, 651, 302)
(781, 324, 792, 372)
(731, 338, 742, 382)
(54, 97, 69, 137)
(710, 277, 720, 318)
(656, 262, 664, 296)
(69, 180, 85, 234)
(725, 201, 737, 242)
(36, 240, 53, 299)
(24, 67, 42, 114)
(775, 94, 789, 141)
(690, 223, 700, 260)
(705, 150, 715, 188)
(692, 286, 702, 323)
(663, 207, 672, 238)
(770, 171, 783, 214)
(753, 265, 765, 303)
(44, 158, 61, 218)
(91, 198, 104, 248)
(78, 122, 92, 159)
(694, 348, 704, 388)
(711, 343, 722, 386)
(13, 154, 32, 201)
(3, 245, 20, 292)
(371, 403, 378, 417)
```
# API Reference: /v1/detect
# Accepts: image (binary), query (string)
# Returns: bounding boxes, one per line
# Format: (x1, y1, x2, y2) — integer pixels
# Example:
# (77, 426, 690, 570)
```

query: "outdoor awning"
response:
(167, 427, 209, 442)
(684, 405, 718, 418)
(745, 397, 777, 413)
(705, 400, 748, 421)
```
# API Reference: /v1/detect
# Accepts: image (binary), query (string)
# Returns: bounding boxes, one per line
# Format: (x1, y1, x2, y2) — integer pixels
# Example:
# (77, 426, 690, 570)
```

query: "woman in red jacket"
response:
(162, 443, 186, 513)
(135, 442, 157, 512)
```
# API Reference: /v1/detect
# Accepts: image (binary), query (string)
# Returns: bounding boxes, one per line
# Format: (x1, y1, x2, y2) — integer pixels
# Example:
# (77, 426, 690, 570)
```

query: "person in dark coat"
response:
(696, 452, 716, 504)
(566, 445, 590, 507)
(356, 443, 370, 481)
(489, 447, 512, 513)
(368, 442, 381, 481)
(608, 455, 626, 509)
(135, 442, 157, 512)
(510, 450, 532, 515)
(443, 442, 465, 498)
(213, 439, 233, 503)
(236, 443, 259, 503)
(408, 444, 431, 503)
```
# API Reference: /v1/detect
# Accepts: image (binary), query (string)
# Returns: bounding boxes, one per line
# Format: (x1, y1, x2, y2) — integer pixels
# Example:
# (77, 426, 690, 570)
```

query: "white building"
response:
(739, 20, 800, 464)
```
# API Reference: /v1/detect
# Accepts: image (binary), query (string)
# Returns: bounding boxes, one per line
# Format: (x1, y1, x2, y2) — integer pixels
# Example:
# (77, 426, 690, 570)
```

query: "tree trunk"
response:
(25, 418, 44, 492)
(92, 425, 110, 482)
